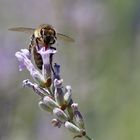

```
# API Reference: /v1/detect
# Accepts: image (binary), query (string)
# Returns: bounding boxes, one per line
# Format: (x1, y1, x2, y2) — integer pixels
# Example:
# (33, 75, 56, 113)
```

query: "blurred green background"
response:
(0, 0, 140, 140)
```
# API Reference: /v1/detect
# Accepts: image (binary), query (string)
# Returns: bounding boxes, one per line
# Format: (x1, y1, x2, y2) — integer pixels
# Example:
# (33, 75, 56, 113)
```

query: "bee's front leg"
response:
(28, 34, 35, 53)
(28, 44, 32, 54)
(49, 47, 57, 76)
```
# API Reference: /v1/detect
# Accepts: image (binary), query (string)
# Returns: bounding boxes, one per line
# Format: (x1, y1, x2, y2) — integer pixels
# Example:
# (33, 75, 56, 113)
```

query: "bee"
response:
(9, 24, 74, 70)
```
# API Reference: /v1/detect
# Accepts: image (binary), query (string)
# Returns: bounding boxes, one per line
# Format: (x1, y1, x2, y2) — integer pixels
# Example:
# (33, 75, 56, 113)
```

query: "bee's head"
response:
(40, 26, 57, 45)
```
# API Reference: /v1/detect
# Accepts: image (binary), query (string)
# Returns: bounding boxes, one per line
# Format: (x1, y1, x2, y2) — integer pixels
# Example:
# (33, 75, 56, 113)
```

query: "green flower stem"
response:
(85, 135, 94, 140)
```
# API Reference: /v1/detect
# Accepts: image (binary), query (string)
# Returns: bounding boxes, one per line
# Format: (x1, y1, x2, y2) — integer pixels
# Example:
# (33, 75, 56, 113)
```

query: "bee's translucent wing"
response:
(57, 33, 75, 42)
(8, 27, 35, 34)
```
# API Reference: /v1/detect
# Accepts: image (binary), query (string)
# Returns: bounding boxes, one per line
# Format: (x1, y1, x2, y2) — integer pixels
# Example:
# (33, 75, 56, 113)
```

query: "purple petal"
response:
(21, 49, 31, 59)
(15, 51, 26, 71)
(38, 47, 57, 65)
(15, 49, 46, 85)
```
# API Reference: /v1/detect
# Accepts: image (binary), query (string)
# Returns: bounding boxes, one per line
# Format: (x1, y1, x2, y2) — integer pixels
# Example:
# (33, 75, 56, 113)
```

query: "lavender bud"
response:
(43, 96, 59, 110)
(22, 79, 47, 97)
(53, 63, 60, 79)
(53, 108, 68, 122)
(54, 79, 63, 87)
(64, 121, 81, 134)
(51, 118, 62, 128)
(38, 100, 52, 112)
(42, 64, 51, 81)
(31, 70, 47, 87)
(71, 103, 85, 129)
(64, 85, 72, 105)
(22, 79, 30, 87)
(54, 63, 60, 75)
(54, 79, 65, 106)
(67, 100, 74, 120)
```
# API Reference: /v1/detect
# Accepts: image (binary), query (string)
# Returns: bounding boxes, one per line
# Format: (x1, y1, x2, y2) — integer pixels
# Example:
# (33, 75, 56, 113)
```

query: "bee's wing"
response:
(8, 27, 35, 34)
(57, 33, 75, 42)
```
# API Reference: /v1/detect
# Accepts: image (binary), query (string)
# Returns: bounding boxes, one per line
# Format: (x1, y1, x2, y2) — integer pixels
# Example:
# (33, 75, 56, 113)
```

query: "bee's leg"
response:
(49, 47, 57, 76)
(28, 34, 35, 53)
(28, 44, 32, 53)
(35, 38, 40, 51)
(50, 53, 55, 75)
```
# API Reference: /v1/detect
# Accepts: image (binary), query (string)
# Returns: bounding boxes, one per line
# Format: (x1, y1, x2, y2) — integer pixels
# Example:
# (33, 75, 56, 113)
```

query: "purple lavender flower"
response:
(15, 49, 46, 87)
(38, 47, 57, 77)
(37, 47, 57, 65)
(37, 47, 57, 87)
(54, 79, 65, 108)
(15, 49, 32, 71)
(22, 79, 50, 97)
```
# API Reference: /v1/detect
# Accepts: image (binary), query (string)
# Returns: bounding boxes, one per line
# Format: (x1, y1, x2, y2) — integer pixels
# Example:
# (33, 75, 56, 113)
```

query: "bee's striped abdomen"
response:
(33, 47, 43, 70)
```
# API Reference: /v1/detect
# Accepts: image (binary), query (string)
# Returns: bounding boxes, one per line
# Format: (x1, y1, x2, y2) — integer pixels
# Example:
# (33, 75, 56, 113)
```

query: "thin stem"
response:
(85, 135, 94, 140)
(47, 87, 53, 96)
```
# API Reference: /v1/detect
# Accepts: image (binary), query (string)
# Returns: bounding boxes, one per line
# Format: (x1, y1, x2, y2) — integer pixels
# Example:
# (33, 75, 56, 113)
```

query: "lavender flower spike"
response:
(15, 44, 93, 140)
